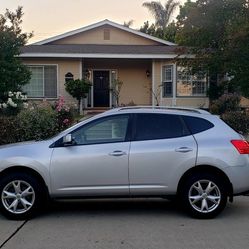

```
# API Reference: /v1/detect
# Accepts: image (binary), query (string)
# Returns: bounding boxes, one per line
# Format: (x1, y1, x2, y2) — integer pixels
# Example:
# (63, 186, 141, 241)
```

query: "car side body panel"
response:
(0, 141, 52, 192)
(129, 135, 198, 195)
(49, 142, 130, 197)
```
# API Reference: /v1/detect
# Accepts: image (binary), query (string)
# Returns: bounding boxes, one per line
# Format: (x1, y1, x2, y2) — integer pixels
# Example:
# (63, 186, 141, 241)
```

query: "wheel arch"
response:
(177, 165, 233, 199)
(0, 166, 49, 197)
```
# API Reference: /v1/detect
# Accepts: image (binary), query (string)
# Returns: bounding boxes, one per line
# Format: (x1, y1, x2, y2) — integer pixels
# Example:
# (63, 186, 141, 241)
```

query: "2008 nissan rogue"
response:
(0, 107, 249, 219)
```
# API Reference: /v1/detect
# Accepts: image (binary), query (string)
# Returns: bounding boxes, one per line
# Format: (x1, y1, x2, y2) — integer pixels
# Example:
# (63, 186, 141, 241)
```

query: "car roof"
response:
(104, 106, 211, 116)
(53, 106, 214, 142)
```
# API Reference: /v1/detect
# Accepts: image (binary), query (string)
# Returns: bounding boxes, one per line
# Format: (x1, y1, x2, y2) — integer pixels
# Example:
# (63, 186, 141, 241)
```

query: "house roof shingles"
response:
(20, 44, 183, 58)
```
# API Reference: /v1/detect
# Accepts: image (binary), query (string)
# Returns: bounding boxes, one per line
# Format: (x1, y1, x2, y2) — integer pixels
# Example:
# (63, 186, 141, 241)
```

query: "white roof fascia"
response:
(33, 19, 176, 46)
(19, 53, 194, 59)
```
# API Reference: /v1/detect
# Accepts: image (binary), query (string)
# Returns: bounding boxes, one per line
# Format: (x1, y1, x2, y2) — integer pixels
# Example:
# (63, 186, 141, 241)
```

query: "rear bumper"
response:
(224, 162, 249, 195)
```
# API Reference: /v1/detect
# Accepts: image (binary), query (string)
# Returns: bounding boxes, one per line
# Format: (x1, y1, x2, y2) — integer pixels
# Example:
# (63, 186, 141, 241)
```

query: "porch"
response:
(82, 58, 152, 108)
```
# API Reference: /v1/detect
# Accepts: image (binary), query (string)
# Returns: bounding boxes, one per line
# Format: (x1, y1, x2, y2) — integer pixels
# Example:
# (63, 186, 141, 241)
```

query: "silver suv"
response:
(0, 107, 249, 220)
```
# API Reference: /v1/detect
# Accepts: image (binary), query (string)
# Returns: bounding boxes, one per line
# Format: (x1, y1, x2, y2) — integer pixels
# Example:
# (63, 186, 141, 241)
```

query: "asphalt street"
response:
(1, 197, 249, 249)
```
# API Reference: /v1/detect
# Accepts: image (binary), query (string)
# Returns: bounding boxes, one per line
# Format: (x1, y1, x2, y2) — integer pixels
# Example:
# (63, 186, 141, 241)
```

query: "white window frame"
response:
(24, 64, 58, 99)
(176, 66, 208, 97)
(162, 64, 174, 98)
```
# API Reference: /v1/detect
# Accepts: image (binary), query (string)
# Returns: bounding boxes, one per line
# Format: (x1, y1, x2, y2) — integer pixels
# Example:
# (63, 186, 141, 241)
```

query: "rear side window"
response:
(182, 116, 214, 134)
(134, 113, 190, 141)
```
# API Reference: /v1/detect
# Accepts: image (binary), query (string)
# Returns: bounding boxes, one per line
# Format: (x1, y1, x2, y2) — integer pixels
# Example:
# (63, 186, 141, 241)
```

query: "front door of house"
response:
(93, 71, 110, 107)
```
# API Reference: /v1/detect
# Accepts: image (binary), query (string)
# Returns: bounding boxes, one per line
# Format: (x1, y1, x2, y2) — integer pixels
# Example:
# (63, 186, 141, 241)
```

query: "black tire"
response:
(180, 173, 228, 219)
(0, 172, 46, 220)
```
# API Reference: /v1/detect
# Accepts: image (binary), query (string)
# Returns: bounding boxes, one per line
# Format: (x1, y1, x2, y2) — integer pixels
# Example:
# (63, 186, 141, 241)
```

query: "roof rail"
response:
(116, 106, 210, 114)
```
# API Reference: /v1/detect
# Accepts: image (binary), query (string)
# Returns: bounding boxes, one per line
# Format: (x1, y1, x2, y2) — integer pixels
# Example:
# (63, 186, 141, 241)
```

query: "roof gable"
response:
(33, 19, 176, 46)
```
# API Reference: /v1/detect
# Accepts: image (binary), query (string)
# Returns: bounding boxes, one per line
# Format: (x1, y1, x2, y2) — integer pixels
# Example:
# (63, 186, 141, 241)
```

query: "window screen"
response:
(44, 66, 57, 98)
(23, 67, 43, 98)
(24, 65, 57, 98)
(135, 114, 189, 141)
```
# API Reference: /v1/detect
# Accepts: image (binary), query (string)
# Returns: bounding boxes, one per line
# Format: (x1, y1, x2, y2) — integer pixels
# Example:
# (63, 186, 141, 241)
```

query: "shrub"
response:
(65, 79, 91, 112)
(222, 111, 249, 135)
(0, 91, 27, 116)
(16, 105, 59, 141)
(0, 97, 77, 145)
(209, 93, 241, 115)
(0, 116, 18, 145)
(53, 96, 75, 130)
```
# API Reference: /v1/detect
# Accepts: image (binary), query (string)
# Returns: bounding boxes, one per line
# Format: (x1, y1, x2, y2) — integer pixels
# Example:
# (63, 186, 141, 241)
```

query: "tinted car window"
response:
(135, 113, 190, 141)
(182, 116, 214, 134)
(71, 115, 129, 145)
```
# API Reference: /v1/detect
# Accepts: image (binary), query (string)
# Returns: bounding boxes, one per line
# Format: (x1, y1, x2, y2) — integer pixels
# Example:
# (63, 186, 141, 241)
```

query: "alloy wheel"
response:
(188, 180, 221, 213)
(1, 180, 35, 214)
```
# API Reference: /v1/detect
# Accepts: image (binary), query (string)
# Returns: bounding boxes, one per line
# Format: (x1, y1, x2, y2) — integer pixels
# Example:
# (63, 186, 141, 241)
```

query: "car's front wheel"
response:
(0, 172, 45, 220)
(180, 173, 228, 218)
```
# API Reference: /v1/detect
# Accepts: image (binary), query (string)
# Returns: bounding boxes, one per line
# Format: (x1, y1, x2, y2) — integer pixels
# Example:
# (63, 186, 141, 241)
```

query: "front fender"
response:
(0, 156, 51, 193)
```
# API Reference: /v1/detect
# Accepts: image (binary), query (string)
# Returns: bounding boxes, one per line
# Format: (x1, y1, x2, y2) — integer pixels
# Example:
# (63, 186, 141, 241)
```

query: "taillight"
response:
(231, 140, 249, 154)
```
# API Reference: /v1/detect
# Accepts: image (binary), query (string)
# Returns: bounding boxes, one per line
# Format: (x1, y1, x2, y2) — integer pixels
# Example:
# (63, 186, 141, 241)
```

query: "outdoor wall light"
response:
(146, 70, 150, 77)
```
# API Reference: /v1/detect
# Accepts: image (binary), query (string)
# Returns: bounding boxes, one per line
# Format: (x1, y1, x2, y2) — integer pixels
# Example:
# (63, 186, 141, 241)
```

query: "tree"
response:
(175, 0, 249, 97)
(0, 7, 32, 103)
(142, 0, 179, 32)
(123, 20, 134, 28)
(110, 78, 123, 107)
(140, 20, 177, 42)
(65, 79, 91, 114)
(144, 83, 162, 106)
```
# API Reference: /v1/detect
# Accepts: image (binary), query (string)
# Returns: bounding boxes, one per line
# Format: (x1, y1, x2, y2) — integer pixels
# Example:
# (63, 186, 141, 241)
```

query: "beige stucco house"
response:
(20, 20, 209, 109)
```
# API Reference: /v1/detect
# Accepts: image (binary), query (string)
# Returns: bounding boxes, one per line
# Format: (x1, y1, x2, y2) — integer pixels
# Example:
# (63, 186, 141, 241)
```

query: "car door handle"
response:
(109, 151, 127, 156)
(175, 147, 193, 153)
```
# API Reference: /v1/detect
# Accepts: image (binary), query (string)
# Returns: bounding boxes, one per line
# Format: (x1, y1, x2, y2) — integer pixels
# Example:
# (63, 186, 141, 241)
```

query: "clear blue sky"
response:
(0, 0, 186, 43)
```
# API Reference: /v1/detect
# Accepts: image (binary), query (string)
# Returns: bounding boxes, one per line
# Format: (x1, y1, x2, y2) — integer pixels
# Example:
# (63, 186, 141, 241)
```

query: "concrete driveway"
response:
(1, 197, 249, 249)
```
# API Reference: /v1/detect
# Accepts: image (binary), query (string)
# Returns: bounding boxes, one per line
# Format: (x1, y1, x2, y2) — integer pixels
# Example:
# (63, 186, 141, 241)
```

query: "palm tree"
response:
(142, 0, 179, 30)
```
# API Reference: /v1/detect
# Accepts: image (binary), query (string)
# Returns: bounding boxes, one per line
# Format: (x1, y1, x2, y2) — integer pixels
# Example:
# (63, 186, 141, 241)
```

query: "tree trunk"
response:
(80, 98, 83, 115)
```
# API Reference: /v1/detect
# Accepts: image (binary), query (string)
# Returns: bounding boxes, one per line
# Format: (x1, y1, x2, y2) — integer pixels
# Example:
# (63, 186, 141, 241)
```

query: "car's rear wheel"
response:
(0, 172, 45, 220)
(180, 173, 228, 218)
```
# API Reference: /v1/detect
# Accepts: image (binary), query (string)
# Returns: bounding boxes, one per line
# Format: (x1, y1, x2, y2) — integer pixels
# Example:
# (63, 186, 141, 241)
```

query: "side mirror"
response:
(63, 134, 74, 145)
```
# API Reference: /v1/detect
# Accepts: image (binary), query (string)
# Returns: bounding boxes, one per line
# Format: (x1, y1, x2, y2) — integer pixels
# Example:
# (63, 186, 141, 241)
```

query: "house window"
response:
(177, 67, 208, 96)
(104, 29, 110, 40)
(23, 65, 57, 98)
(162, 65, 173, 97)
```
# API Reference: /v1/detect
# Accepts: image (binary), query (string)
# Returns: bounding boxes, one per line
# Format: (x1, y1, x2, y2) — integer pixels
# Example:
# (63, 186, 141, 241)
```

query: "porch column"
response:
(172, 63, 177, 106)
(152, 60, 155, 106)
(79, 59, 83, 115)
